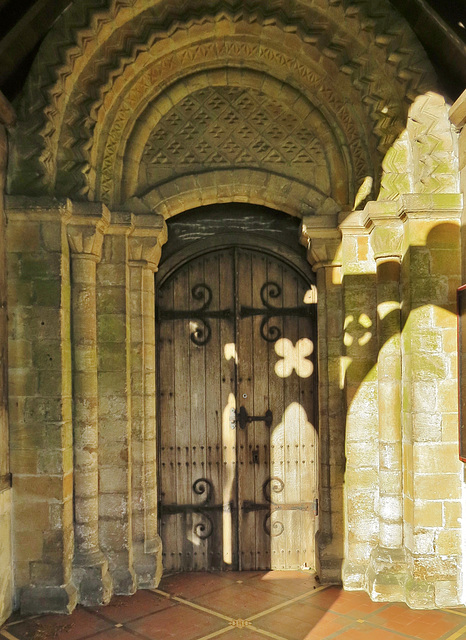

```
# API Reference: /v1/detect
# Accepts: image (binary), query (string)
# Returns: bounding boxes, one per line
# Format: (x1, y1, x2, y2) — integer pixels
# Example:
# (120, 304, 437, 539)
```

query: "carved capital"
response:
(300, 216, 341, 270)
(128, 213, 167, 271)
(365, 200, 404, 262)
(67, 202, 111, 260)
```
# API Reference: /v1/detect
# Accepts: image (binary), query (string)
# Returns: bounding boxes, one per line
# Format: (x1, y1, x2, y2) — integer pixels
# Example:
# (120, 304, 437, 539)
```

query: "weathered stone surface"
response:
(1, 0, 465, 620)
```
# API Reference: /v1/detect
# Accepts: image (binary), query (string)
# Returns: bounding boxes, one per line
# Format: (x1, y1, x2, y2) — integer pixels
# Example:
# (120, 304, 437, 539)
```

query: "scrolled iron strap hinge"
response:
(159, 478, 235, 539)
(239, 281, 315, 342)
(157, 283, 233, 346)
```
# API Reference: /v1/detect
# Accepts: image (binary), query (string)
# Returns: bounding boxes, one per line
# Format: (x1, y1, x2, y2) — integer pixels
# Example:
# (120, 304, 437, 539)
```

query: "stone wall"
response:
(6, 199, 166, 614)
(0, 92, 14, 627)
(7, 198, 76, 614)
(300, 93, 464, 609)
(302, 194, 463, 608)
(3, 0, 466, 617)
(450, 89, 466, 607)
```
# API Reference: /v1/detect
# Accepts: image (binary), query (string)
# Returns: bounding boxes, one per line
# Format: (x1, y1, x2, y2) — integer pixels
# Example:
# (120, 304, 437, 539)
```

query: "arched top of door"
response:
(9, 0, 438, 212)
(156, 203, 315, 289)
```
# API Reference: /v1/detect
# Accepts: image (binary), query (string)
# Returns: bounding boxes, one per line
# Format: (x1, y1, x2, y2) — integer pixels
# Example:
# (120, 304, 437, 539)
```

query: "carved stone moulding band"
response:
(9, 0, 436, 202)
(99, 60, 359, 208)
(127, 169, 337, 220)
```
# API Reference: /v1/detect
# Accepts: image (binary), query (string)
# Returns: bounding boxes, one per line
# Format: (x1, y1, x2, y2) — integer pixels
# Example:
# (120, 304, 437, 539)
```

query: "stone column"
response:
(338, 210, 378, 590)
(400, 194, 462, 608)
(128, 213, 166, 587)
(300, 218, 345, 581)
(366, 205, 407, 599)
(67, 203, 112, 606)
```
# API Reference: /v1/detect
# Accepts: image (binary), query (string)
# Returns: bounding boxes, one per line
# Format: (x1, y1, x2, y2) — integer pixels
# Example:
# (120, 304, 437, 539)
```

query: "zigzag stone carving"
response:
(8, 0, 437, 204)
(96, 49, 361, 205)
(378, 92, 459, 201)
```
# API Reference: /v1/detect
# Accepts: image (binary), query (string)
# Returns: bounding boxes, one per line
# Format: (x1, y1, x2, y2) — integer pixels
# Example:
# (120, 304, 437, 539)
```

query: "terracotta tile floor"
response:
(2, 572, 466, 640)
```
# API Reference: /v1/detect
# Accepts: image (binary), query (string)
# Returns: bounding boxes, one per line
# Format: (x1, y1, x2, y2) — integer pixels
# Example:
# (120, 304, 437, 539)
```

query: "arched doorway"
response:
(156, 206, 318, 572)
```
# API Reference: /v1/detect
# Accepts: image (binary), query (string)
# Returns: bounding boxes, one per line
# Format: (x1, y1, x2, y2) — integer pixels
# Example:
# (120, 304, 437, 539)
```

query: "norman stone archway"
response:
(3, 0, 465, 617)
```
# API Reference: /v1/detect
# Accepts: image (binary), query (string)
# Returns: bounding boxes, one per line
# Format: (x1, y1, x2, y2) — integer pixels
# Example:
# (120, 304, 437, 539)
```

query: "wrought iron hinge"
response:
(313, 498, 319, 516)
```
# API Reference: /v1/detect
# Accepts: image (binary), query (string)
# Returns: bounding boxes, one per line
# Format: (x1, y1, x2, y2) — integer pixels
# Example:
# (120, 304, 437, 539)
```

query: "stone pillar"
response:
(0, 91, 14, 626)
(128, 213, 166, 587)
(67, 203, 112, 606)
(300, 218, 345, 581)
(366, 205, 407, 599)
(96, 216, 136, 596)
(338, 210, 378, 590)
(7, 195, 77, 615)
(400, 194, 463, 608)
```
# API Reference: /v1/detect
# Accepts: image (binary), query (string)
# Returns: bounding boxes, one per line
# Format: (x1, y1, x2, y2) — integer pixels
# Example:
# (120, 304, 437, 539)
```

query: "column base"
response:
(317, 530, 343, 583)
(112, 567, 137, 596)
(342, 559, 366, 590)
(20, 582, 78, 616)
(366, 547, 408, 602)
(73, 552, 113, 607)
(134, 537, 163, 589)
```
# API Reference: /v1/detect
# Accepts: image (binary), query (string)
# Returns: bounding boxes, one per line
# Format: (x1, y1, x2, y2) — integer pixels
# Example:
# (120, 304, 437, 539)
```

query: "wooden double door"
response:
(157, 246, 318, 571)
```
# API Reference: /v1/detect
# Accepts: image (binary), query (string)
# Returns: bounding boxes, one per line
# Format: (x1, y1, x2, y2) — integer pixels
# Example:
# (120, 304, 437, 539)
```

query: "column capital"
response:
(128, 213, 167, 271)
(300, 216, 341, 271)
(367, 202, 405, 263)
(67, 202, 111, 260)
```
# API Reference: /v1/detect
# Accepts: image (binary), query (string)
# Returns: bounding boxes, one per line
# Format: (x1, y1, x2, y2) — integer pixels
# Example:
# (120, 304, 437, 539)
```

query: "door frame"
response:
(155, 208, 319, 571)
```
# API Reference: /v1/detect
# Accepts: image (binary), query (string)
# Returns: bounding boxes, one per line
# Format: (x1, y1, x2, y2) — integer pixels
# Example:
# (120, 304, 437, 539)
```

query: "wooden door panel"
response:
(158, 274, 179, 569)
(236, 250, 255, 570)
(158, 246, 317, 572)
(158, 251, 236, 571)
(251, 253, 271, 570)
(213, 251, 237, 569)
(236, 251, 317, 571)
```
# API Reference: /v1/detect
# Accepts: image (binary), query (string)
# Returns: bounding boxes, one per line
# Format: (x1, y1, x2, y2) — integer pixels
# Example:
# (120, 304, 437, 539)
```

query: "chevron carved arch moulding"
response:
(8, 0, 437, 212)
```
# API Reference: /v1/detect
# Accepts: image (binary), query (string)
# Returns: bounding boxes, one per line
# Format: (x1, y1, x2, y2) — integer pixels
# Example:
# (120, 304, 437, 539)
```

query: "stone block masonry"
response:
(2, 1, 466, 616)
(6, 198, 166, 615)
(0, 93, 15, 627)
(7, 198, 77, 614)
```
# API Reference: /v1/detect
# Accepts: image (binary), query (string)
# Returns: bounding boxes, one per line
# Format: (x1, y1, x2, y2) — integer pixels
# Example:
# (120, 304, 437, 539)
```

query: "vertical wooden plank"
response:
(298, 282, 318, 571)
(202, 252, 221, 570)
(266, 255, 286, 570)
(282, 265, 302, 570)
(218, 249, 237, 569)
(158, 275, 178, 571)
(188, 256, 207, 570)
(249, 251, 271, 570)
(236, 249, 256, 570)
(173, 265, 193, 571)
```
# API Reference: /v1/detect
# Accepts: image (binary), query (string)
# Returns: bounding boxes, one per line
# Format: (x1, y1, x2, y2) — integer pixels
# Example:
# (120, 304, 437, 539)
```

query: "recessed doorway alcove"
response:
(155, 205, 323, 573)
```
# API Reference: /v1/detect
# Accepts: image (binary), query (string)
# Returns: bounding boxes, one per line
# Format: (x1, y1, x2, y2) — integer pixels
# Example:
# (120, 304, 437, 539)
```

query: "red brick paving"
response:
(1, 572, 466, 640)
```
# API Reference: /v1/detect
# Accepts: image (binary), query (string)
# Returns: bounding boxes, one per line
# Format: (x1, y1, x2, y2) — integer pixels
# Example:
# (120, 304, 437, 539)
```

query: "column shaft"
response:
(67, 205, 112, 606)
(72, 254, 100, 558)
(376, 259, 402, 549)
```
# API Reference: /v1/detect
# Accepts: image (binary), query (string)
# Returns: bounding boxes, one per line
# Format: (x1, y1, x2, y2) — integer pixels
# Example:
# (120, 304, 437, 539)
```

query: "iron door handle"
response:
(237, 406, 273, 429)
